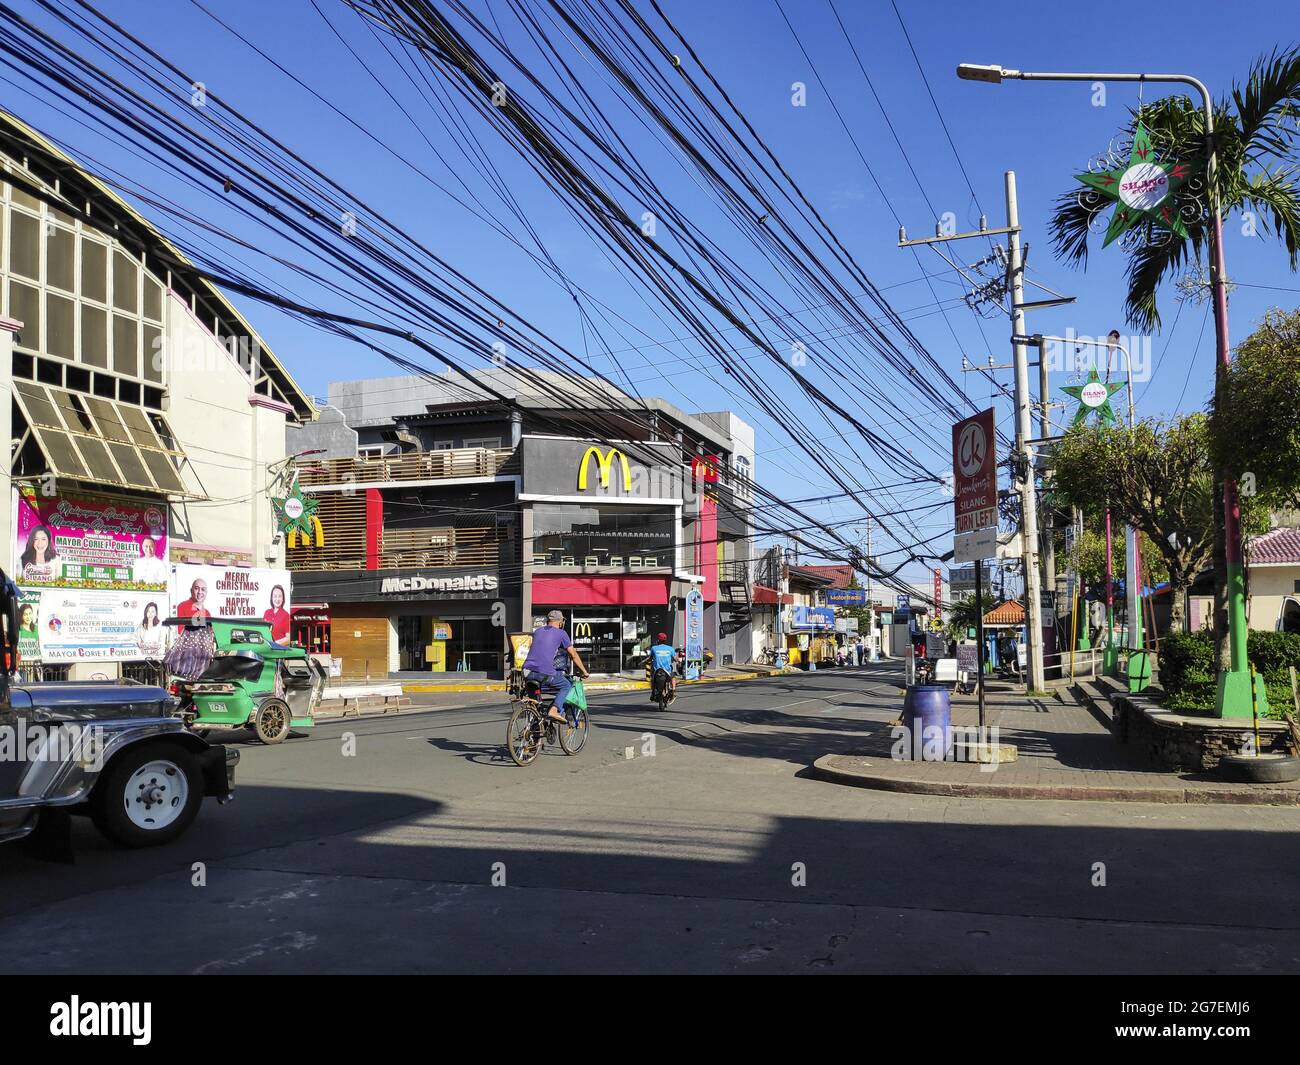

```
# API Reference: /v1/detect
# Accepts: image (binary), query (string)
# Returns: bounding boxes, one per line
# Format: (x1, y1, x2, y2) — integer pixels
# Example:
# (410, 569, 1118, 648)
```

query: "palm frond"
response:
(1241, 168, 1300, 269)
(1124, 228, 1198, 332)
(1048, 189, 1095, 268)
(1231, 46, 1300, 165)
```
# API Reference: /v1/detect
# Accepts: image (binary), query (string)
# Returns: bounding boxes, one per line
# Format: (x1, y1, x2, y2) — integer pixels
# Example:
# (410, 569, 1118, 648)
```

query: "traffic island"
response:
(812, 680, 1300, 806)
(811, 751, 1300, 805)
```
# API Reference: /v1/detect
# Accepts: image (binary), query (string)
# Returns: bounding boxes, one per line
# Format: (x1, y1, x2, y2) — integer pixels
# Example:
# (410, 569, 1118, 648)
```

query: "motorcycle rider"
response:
(646, 632, 678, 703)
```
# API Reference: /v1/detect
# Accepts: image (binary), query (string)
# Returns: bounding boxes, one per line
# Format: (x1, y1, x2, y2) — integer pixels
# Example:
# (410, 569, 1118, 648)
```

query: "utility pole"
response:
(1006, 171, 1047, 692)
(1038, 342, 1055, 600)
(902, 173, 1060, 694)
(865, 519, 876, 660)
(774, 543, 786, 666)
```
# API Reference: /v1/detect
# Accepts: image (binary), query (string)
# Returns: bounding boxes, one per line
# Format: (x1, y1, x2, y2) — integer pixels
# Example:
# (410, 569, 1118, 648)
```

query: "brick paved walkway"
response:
(813, 678, 1300, 805)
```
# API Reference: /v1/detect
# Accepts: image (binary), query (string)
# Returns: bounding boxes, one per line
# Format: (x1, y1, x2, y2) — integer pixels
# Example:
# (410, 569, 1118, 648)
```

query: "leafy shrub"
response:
(1159, 630, 1215, 696)
(1246, 630, 1300, 682)
(1160, 629, 1300, 686)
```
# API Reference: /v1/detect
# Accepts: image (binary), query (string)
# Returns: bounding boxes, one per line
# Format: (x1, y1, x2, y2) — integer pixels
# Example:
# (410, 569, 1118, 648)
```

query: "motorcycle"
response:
(650, 667, 674, 710)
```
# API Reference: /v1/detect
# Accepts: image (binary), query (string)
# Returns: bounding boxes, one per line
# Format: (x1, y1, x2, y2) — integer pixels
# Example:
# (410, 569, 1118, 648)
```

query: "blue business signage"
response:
(684, 588, 704, 679)
(825, 588, 869, 606)
(792, 605, 835, 630)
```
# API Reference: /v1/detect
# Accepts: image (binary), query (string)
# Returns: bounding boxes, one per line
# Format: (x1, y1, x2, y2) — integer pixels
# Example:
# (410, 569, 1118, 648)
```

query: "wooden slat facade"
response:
(284, 491, 369, 572)
(296, 447, 511, 488)
(379, 524, 504, 570)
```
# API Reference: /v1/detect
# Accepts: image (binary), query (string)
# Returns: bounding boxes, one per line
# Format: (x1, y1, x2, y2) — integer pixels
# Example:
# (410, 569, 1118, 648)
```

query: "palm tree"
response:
(946, 594, 983, 640)
(1050, 48, 1300, 331)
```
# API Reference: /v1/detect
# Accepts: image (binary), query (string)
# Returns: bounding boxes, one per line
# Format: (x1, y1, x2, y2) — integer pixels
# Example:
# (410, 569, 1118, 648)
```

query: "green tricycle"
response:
(164, 617, 328, 744)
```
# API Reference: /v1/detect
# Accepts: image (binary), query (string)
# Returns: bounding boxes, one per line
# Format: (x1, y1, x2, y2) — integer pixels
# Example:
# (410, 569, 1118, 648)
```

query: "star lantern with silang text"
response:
(1075, 122, 1192, 246)
(272, 476, 323, 547)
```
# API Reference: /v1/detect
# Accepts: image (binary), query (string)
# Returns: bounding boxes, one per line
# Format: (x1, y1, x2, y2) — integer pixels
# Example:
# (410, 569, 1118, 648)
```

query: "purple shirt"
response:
(523, 625, 572, 674)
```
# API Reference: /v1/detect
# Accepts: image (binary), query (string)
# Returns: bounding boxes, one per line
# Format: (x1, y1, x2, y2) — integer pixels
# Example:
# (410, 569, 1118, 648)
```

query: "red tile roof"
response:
(983, 600, 1025, 626)
(1250, 527, 1300, 566)
(791, 564, 854, 589)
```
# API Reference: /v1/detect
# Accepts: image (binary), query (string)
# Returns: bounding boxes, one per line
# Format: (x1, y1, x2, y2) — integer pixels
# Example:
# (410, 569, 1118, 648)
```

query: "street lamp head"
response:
(956, 63, 1005, 84)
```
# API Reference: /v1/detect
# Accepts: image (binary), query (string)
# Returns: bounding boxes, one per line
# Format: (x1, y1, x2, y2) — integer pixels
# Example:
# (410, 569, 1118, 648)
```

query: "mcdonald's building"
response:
(285, 373, 757, 678)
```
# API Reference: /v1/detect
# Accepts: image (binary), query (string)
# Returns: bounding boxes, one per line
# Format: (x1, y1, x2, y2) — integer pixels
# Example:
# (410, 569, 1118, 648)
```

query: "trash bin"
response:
(903, 684, 953, 761)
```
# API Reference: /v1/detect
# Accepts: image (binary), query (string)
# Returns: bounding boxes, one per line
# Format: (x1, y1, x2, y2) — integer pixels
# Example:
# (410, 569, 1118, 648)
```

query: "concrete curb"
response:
(810, 754, 1300, 806)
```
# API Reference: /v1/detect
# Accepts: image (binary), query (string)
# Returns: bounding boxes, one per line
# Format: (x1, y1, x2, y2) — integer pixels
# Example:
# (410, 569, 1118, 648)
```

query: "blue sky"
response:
(7, 0, 1298, 592)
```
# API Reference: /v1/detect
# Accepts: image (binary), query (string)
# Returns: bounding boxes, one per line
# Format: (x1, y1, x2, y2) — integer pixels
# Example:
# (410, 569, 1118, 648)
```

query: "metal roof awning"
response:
(12, 380, 201, 498)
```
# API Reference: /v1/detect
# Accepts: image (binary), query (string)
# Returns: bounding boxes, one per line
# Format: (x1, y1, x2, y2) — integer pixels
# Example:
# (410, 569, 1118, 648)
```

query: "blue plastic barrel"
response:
(904, 684, 952, 761)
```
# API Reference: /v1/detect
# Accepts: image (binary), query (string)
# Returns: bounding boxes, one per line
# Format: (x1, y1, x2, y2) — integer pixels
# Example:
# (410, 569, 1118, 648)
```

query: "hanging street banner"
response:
(952, 408, 998, 536)
(32, 587, 164, 662)
(171, 564, 293, 643)
(1074, 122, 1191, 246)
(13, 486, 169, 591)
(16, 588, 41, 664)
(1063, 369, 1127, 427)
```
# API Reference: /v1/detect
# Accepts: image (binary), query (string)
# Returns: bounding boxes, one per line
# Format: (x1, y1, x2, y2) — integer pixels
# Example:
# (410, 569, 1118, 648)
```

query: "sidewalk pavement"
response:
(813, 674, 1300, 806)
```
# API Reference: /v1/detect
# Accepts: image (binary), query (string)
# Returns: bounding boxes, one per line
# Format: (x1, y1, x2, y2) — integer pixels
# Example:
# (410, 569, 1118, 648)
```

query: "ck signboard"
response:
(824, 588, 869, 606)
(952, 407, 998, 535)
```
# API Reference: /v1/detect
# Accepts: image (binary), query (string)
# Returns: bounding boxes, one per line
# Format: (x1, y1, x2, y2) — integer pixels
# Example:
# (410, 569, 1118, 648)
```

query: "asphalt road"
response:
(2, 664, 1299, 974)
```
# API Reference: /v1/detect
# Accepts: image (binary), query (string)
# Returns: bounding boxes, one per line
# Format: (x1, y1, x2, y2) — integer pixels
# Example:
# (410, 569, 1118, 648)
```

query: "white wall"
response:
(164, 292, 288, 563)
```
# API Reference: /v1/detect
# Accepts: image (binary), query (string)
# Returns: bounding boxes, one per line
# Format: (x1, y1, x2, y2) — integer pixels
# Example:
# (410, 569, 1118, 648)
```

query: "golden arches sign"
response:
(286, 515, 325, 549)
(572, 622, 593, 638)
(577, 446, 631, 492)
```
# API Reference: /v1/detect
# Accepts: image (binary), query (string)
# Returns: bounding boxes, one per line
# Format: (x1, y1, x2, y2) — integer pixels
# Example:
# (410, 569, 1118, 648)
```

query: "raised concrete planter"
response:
(1113, 693, 1294, 772)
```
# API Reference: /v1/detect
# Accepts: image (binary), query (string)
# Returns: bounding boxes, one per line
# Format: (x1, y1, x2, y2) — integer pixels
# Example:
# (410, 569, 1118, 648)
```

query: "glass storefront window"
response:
(533, 503, 675, 569)
(537, 606, 669, 674)
(395, 614, 503, 675)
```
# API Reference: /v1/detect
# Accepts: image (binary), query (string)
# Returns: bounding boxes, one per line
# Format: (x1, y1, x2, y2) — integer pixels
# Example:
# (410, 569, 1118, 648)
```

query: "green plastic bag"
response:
(564, 678, 588, 711)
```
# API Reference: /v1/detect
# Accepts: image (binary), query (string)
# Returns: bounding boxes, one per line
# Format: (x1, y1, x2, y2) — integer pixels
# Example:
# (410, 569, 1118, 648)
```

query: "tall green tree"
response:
(1211, 307, 1300, 510)
(1050, 414, 1263, 632)
(1050, 49, 1300, 330)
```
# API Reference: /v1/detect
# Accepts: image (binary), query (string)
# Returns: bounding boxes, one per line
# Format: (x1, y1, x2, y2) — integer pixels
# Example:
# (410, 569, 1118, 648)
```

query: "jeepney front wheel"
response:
(251, 699, 292, 745)
(90, 742, 204, 848)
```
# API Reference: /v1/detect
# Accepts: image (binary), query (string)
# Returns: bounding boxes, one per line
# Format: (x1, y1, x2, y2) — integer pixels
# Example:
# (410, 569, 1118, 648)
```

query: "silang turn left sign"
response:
(952, 408, 998, 534)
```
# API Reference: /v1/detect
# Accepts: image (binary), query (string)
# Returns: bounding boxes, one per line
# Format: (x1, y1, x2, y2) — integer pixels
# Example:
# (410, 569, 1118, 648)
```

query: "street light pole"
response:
(956, 64, 1261, 718)
(1029, 333, 1140, 673)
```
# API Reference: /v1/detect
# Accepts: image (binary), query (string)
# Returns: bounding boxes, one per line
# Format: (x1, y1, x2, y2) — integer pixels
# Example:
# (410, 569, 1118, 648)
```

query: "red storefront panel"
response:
(365, 488, 382, 570)
(532, 575, 669, 606)
(698, 495, 718, 602)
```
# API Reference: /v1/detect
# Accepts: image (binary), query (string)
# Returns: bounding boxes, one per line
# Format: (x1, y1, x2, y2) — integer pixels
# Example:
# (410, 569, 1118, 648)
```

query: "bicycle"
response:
(506, 676, 589, 766)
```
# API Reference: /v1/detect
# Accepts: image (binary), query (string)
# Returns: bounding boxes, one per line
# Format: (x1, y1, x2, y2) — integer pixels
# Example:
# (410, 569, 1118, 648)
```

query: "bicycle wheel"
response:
(507, 702, 545, 766)
(558, 706, 589, 755)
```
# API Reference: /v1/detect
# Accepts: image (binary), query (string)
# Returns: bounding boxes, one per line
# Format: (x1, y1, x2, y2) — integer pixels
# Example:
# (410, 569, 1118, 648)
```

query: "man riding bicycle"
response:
(521, 610, 590, 725)
(646, 632, 678, 703)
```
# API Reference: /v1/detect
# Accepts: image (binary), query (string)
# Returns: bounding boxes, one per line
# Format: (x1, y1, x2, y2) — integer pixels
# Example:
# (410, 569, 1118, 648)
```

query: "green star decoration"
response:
(1062, 369, 1128, 427)
(271, 476, 320, 538)
(1075, 123, 1192, 247)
